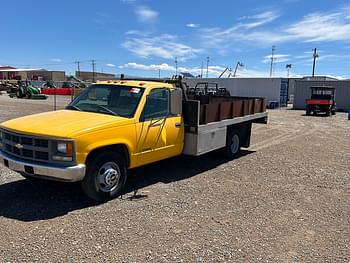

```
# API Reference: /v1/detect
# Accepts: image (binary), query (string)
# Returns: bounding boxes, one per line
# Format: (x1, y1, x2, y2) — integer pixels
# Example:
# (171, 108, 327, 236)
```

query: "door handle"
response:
(149, 122, 162, 127)
(175, 122, 181, 128)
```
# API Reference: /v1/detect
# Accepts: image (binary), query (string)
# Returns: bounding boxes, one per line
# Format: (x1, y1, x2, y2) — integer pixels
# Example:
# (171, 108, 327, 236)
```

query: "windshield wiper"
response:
(97, 105, 119, 116)
(66, 105, 81, 111)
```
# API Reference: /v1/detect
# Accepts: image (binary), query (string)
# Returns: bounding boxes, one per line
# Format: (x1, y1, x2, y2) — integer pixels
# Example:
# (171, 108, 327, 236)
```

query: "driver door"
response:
(136, 88, 181, 166)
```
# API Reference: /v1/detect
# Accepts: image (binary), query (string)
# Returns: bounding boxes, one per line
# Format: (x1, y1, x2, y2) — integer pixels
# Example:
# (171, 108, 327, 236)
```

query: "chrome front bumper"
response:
(0, 150, 86, 182)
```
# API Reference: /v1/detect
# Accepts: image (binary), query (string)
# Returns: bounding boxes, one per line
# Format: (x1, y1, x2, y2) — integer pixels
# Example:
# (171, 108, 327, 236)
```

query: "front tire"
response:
(82, 151, 127, 202)
(224, 130, 241, 159)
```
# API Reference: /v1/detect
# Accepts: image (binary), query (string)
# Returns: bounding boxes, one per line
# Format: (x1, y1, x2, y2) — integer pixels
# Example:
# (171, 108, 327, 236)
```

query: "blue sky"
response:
(2, 0, 350, 78)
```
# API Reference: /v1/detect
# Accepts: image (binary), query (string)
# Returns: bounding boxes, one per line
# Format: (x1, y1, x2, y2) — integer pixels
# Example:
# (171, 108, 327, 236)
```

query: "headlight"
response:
(57, 142, 68, 154)
(53, 141, 74, 162)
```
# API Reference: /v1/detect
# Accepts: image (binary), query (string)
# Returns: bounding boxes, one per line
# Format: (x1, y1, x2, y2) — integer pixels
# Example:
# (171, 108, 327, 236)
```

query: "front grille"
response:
(35, 151, 49, 160)
(0, 129, 51, 163)
(22, 137, 33, 145)
(35, 139, 48, 148)
(22, 149, 34, 158)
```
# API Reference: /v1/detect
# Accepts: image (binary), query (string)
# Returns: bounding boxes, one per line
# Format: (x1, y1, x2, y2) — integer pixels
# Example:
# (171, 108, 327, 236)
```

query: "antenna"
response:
(270, 45, 276, 77)
(312, 48, 319, 77)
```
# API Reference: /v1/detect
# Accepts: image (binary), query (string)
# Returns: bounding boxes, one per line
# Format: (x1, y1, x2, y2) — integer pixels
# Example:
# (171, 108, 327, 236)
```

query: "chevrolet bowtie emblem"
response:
(15, 143, 24, 149)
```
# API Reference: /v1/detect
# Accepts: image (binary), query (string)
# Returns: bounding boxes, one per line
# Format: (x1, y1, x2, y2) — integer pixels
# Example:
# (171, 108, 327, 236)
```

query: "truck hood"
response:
(1, 110, 133, 138)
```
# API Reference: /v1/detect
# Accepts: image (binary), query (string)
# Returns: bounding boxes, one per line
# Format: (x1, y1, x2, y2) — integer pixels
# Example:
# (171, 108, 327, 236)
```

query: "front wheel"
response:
(224, 130, 241, 159)
(82, 151, 127, 202)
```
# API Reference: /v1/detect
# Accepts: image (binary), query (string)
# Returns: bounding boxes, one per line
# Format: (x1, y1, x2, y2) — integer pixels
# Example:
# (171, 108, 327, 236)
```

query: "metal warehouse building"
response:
(293, 78, 350, 111)
(184, 78, 292, 107)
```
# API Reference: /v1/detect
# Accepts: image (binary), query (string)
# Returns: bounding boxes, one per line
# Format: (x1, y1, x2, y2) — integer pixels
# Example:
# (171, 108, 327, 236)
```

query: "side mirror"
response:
(170, 88, 182, 115)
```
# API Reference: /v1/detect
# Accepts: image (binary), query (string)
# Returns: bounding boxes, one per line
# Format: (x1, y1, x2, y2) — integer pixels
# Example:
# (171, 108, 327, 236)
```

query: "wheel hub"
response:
(104, 168, 118, 186)
(230, 134, 240, 154)
(97, 162, 121, 192)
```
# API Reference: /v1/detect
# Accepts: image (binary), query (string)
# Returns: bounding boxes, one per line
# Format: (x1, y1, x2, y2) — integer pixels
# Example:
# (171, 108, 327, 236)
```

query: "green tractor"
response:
(13, 81, 47, 100)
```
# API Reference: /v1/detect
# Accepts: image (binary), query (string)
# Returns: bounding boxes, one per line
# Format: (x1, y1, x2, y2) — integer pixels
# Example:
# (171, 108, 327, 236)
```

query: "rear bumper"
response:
(0, 150, 86, 182)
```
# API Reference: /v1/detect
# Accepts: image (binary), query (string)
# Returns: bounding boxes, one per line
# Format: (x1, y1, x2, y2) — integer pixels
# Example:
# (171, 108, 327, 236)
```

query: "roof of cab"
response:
(96, 80, 174, 89)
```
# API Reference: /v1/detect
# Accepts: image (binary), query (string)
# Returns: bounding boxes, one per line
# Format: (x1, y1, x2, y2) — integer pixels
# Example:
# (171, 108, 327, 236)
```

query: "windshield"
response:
(68, 84, 145, 118)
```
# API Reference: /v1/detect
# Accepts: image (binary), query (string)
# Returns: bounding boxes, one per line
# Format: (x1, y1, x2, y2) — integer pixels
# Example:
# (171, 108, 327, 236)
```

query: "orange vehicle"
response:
(306, 87, 336, 116)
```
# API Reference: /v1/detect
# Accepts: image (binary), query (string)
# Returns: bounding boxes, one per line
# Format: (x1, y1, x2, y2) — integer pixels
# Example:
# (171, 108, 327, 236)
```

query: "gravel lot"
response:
(0, 93, 349, 262)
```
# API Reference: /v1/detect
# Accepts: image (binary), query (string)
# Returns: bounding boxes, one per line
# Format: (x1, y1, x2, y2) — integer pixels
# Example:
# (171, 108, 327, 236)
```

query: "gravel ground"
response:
(0, 93, 349, 262)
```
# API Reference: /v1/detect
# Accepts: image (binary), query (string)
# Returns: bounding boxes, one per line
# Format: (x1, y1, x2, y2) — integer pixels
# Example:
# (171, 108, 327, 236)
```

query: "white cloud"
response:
(186, 23, 199, 28)
(120, 62, 175, 71)
(285, 10, 350, 42)
(262, 54, 290, 63)
(106, 63, 116, 67)
(242, 11, 281, 29)
(135, 6, 158, 23)
(122, 34, 202, 60)
(119, 61, 312, 78)
(200, 10, 281, 48)
(119, 62, 227, 77)
(51, 58, 62, 62)
(200, 7, 350, 48)
(125, 30, 149, 36)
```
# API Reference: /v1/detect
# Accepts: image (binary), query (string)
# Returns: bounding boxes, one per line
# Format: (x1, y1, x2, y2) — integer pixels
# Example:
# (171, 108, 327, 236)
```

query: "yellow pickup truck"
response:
(0, 77, 267, 201)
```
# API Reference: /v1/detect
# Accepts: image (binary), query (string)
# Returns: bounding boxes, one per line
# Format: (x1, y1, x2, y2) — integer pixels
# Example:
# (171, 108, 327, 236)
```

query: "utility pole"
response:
(91, 59, 96, 82)
(158, 69, 161, 79)
(286, 64, 292, 78)
(200, 61, 204, 78)
(233, 61, 244, 77)
(175, 57, 178, 76)
(312, 48, 319, 78)
(75, 61, 80, 78)
(206, 56, 210, 78)
(270, 45, 276, 77)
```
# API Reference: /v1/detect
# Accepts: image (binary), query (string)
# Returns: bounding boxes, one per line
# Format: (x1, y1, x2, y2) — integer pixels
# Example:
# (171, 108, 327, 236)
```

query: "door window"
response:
(142, 89, 169, 120)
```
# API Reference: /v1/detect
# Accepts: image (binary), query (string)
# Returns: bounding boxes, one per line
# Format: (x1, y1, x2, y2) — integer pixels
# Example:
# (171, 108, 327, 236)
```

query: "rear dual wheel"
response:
(224, 130, 241, 159)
